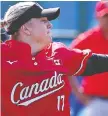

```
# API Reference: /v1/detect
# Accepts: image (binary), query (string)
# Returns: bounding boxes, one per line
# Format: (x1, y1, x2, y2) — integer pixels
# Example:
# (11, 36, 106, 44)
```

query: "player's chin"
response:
(49, 36, 52, 41)
(47, 38, 52, 45)
(47, 35, 52, 42)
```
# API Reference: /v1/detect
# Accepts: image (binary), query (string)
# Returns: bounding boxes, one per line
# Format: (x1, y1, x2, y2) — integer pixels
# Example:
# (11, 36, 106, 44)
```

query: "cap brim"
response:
(41, 7, 60, 21)
(96, 8, 108, 17)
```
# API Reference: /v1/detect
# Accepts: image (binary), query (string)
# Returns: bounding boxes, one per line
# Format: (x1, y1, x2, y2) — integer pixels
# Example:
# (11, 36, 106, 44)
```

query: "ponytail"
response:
(0, 20, 7, 29)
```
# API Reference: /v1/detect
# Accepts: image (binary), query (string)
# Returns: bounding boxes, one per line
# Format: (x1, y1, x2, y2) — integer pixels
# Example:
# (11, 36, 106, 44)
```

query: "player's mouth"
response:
(47, 31, 52, 36)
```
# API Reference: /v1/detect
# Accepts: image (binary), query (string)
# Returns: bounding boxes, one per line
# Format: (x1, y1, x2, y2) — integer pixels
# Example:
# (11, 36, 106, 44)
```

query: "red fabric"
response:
(1, 39, 91, 116)
(70, 26, 108, 97)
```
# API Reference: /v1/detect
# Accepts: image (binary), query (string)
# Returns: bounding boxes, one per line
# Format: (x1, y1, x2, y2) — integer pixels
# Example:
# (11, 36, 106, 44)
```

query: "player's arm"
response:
(71, 49, 108, 76)
(59, 47, 108, 76)
(81, 53, 108, 76)
(55, 44, 108, 76)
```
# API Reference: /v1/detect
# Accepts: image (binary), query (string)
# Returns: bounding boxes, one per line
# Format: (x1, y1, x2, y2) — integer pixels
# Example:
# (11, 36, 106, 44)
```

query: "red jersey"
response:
(1, 39, 91, 116)
(70, 26, 108, 97)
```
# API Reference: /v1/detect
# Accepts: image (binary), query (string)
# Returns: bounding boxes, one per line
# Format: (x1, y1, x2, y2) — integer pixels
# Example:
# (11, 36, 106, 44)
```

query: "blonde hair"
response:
(0, 20, 7, 28)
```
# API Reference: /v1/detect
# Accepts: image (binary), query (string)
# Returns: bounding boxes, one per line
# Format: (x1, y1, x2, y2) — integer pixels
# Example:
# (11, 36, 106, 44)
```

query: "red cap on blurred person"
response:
(96, 1, 108, 17)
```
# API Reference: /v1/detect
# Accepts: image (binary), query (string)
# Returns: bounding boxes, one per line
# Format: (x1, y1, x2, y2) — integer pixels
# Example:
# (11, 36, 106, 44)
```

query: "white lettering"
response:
(20, 86, 29, 100)
(40, 79, 49, 92)
(11, 82, 23, 104)
(18, 84, 65, 106)
(49, 71, 58, 88)
(57, 73, 64, 84)
(11, 71, 65, 106)
(28, 83, 39, 98)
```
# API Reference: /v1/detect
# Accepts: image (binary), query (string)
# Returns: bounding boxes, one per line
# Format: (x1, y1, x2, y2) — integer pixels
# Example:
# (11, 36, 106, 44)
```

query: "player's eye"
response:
(41, 17, 48, 23)
(41, 20, 48, 23)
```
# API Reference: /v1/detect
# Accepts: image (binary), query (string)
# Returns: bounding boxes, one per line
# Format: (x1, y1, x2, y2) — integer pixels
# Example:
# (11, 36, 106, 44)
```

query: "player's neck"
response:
(102, 28, 108, 40)
(30, 43, 42, 56)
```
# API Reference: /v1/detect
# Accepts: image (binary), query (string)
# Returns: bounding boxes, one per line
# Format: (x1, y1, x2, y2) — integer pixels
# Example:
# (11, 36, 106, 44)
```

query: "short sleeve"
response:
(55, 47, 92, 76)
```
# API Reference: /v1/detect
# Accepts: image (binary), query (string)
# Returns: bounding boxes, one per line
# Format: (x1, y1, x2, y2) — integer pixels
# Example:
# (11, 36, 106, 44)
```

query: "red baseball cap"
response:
(96, 1, 108, 17)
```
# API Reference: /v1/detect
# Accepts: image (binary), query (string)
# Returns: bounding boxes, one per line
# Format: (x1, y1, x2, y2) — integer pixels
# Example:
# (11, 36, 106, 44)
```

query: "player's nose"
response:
(47, 21, 53, 29)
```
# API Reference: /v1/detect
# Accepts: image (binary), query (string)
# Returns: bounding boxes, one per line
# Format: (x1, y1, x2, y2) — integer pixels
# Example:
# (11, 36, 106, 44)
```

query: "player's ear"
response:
(20, 24, 31, 36)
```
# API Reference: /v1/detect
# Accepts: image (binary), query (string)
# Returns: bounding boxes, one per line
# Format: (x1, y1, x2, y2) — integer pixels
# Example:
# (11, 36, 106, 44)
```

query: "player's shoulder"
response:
(70, 26, 101, 48)
(52, 42, 68, 50)
(77, 26, 100, 41)
(1, 40, 12, 57)
(51, 42, 70, 54)
(84, 26, 100, 37)
(1, 41, 9, 51)
(52, 42, 83, 54)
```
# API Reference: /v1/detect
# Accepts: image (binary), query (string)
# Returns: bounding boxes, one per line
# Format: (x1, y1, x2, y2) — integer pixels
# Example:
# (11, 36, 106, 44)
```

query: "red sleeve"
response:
(70, 49, 92, 76)
(55, 47, 92, 76)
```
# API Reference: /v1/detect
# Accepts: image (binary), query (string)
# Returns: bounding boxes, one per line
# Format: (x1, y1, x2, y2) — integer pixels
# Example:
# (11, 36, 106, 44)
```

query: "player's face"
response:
(29, 17, 53, 46)
(98, 14, 108, 31)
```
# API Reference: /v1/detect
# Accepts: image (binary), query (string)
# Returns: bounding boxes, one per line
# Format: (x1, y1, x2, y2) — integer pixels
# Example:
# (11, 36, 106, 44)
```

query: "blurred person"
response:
(1, 29, 10, 42)
(69, 76, 84, 116)
(1, 2, 108, 116)
(70, 1, 108, 116)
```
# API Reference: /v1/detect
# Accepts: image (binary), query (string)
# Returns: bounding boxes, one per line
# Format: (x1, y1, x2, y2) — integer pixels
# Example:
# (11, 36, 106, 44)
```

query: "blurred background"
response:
(1, 1, 98, 116)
